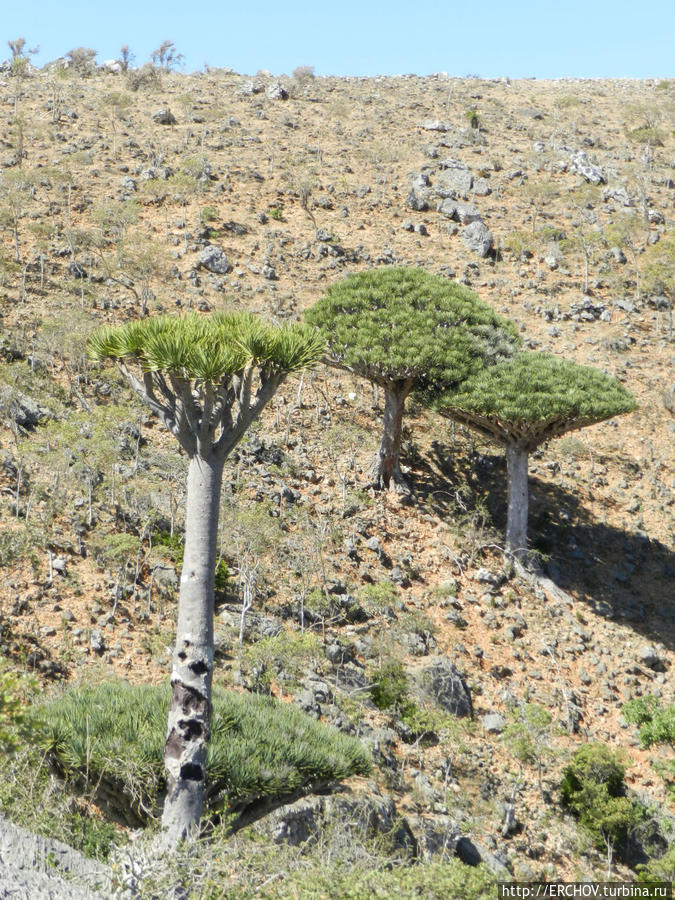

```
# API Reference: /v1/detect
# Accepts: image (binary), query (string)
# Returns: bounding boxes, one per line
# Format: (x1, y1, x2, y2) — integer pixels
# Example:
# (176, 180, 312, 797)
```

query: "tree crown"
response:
(431, 352, 637, 449)
(88, 311, 324, 384)
(304, 267, 520, 387)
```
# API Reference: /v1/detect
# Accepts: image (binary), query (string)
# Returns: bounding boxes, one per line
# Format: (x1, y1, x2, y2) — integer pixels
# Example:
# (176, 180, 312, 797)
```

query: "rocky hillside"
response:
(0, 57, 673, 892)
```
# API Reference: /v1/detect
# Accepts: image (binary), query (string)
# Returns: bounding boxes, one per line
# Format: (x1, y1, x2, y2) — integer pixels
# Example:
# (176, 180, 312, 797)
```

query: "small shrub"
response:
(200, 204, 219, 224)
(560, 743, 644, 872)
(503, 703, 553, 792)
(370, 660, 408, 711)
(360, 580, 400, 614)
(622, 696, 675, 748)
(243, 631, 323, 694)
(292, 65, 315, 82)
(267, 206, 284, 221)
(66, 47, 97, 76)
(0, 664, 36, 753)
(637, 841, 675, 881)
(126, 63, 161, 92)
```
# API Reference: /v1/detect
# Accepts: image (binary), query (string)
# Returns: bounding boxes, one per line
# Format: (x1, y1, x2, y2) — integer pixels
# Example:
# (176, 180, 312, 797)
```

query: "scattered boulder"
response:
(569, 297, 608, 321)
(639, 645, 667, 672)
(603, 186, 635, 207)
(481, 713, 506, 734)
(472, 177, 491, 196)
(68, 261, 87, 279)
(101, 59, 123, 74)
(435, 167, 473, 197)
(407, 190, 428, 211)
(420, 658, 473, 718)
(461, 221, 493, 257)
(152, 108, 177, 125)
(260, 791, 417, 857)
(569, 150, 605, 184)
(266, 81, 288, 100)
(2, 392, 53, 429)
(198, 246, 231, 274)
(421, 119, 449, 132)
(0, 813, 111, 898)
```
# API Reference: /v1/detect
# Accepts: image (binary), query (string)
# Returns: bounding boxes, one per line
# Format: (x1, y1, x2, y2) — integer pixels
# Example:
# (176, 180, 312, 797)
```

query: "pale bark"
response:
(505, 444, 529, 562)
(371, 380, 414, 490)
(161, 452, 224, 842)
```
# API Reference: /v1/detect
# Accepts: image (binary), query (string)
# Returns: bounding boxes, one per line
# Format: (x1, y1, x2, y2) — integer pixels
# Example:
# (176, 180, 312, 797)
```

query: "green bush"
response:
(360, 580, 400, 614)
(370, 661, 408, 711)
(560, 743, 644, 868)
(260, 858, 496, 899)
(622, 696, 675, 748)
(637, 841, 675, 882)
(0, 665, 36, 753)
(29, 680, 371, 829)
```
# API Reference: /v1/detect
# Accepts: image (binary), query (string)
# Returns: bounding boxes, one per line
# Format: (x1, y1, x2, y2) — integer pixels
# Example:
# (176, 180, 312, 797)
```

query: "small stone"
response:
(90, 630, 105, 653)
(152, 108, 177, 125)
(482, 713, 506, 733)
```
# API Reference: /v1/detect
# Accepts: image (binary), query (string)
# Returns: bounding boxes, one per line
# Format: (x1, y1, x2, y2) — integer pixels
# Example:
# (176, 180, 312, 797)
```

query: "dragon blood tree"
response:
(430, 352, 637, 565)
(305, 267, 520, 489)
(88, 312, 323, 843)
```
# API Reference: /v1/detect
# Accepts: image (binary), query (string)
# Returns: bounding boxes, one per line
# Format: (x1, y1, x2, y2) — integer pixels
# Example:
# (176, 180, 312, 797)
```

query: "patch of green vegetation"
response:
(243, 631, 323, 694)
(560, 743, 645, 870)
(360, 580, 400, 614)
(622, 696, 675, 748)
(368, 660, 453, 741)
(28, 680, 371, 831)
(124, 816, 495, 898)
(267, 206, 284, 221)
(503, 703, 554, 792)
(370, 660, 408, 711)
(637, 839, 675, 882)
(626, 126, 665, 146)
(0, 744, 123, 860)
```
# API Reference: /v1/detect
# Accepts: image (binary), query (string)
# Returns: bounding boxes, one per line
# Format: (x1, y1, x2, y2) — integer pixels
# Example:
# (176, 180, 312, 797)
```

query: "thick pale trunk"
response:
(505, 444, 529, 562)
(371, 383, 411, 490)
(162, 452, 224, 842)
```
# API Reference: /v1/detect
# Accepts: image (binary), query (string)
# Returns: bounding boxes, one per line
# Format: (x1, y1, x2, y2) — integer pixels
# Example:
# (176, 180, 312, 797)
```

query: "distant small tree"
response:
(430, 353, 636, 565)
(642, 230, 674, 340)
(606, 214, 650, 303)
(66, 47, 97, 77)
(119, 45, 135, 72)
(562, 185, 606, 295)
(101, 91, 132, 158)
(305, 267, 520, 490)
(151, 40, 184, 71)
(88, 312, 323, 844)
(503, 702, 553, 795)
(0, 170, 35, 262)
(522, 181, 559, 236)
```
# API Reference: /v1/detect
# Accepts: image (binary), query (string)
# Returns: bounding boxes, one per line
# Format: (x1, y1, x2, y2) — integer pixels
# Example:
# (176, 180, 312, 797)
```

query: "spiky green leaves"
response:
(304, 267, 520, 387)
(433, 352, 637, 449)
(89, 312, 324, 384)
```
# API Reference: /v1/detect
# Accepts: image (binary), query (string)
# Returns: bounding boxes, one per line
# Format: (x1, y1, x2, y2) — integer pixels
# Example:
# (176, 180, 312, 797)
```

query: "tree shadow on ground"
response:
(411, 438, 675, 653)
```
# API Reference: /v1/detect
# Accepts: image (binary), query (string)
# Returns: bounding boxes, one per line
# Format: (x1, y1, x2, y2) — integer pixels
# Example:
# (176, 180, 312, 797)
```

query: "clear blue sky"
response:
(3, 0, 673, 79)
